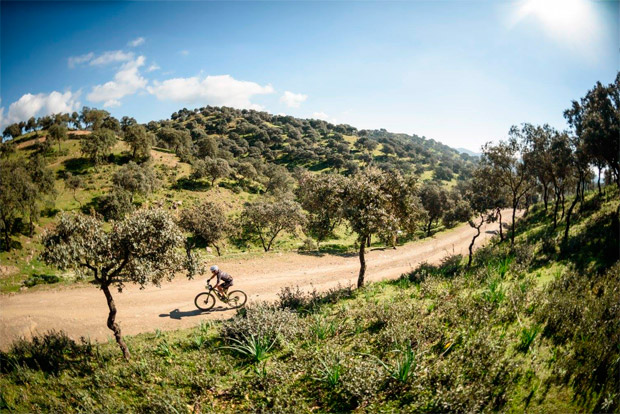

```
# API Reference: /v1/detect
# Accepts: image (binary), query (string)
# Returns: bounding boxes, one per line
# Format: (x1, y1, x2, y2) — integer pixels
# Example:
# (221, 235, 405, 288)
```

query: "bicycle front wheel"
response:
(227, 290, 248, 309)
(194, 292, 216, 311)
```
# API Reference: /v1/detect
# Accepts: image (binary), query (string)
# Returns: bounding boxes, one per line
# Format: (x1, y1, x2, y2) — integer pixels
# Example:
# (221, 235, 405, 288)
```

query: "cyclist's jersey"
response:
(216, 270, 232, 284)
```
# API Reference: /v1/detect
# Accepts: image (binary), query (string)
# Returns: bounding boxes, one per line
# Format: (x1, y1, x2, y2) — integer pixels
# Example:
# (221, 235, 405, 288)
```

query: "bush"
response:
(0, 331, 93, 375)
(536, 263, 620, 412)
(220, 303, 303, 346)
(277, 284, 354, 313)
(22, 274, 60, 288)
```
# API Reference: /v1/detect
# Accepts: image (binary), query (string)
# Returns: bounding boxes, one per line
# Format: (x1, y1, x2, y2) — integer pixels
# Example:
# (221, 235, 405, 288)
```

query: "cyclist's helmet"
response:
(210, 265, 219, 272)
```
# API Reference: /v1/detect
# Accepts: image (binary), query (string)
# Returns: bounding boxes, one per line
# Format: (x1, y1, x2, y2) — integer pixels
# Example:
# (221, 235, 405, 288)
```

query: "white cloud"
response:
(128, 37, 145, 47)
(103, 99, 121, 108)
(68, 52, 94, 68)
(179, 50, 189, 56)
(2, 91, 81, 128)
(147, 63, 160, 72)
(87, 56, 147, 106)
(312, 112, 330, 121)
(280, 91, 307, 108)
(148, 74, 274, 110)
(90, 50, 134, 66)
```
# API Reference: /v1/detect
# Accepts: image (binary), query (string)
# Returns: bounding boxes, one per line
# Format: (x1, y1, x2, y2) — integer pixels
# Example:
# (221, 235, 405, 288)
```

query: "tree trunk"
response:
(543, 184, 549, 212)
(497, 208, 504, 242)
(511, 199, 517, 248)
(597, 166, 602, 196)
(560, 191, 565, 220)
(467, 217, 483, 267)
(563, 179, 581, 246)
(2, 225, 10, 251)
(357, 236, 367, 288)
(212, 244, 221, 256)
(553, 189, 560, 229)
(367, 234, 371, 248)
(426, 218, 433, 237)
(101, 283, 130, 360)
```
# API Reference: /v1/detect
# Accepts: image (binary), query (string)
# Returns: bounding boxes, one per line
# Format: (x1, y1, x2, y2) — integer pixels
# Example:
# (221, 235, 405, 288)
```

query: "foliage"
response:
(97, 188, 134, 220)
(191, 156, 231, 187)
(41, 209, 190, 358)
(80, 128, 117, 164)
(239, 198, 305, 252)
(178, 200, 230, 255)
(111, 161, 159, 202)
(123, 124, 154, 160)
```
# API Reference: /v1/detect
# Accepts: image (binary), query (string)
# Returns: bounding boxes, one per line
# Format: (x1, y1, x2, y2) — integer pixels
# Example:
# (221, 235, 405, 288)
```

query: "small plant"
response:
(516, 325, 540, 353)
(317, 357, 342, 389)
(495, 255, 513, 278)
(192, 334, 208, 349)
(310, 315, 337, 340)
(155, 340, 173, 358)
(221, 334, 275, 365)
(482, 278, 506, 304)
(376, 345, 417, 383)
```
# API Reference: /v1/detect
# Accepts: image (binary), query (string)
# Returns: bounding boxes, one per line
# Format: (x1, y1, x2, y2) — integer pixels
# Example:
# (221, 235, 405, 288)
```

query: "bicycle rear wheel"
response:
(227, 290, 247, 309)
(194, 292, 216, 311)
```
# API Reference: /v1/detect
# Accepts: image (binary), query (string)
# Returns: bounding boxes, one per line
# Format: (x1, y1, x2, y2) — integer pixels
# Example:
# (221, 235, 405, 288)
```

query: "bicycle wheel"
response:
(227, 290, 247, 309)
(194, 292, 216, 311)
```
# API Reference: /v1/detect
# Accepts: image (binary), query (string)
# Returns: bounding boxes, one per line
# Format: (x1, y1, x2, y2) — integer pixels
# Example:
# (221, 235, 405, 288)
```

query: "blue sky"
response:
(1, 1, 618, 152)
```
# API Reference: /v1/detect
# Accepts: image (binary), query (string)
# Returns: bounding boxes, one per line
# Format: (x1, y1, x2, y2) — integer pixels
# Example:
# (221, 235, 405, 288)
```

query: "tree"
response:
(482, 129, 534, 247)
(98, 189, 134, 221)
(179, 201, 230, 256)
(240, 199, 306, 252)
(123, 124, 153, 161)
(101, 116, 121, 133)
(522, 124, 555, 211)
(65, 173, 83, 206)
(442, 189, 472, 229)
(48, 123, 68, 152)
(419, 182, 448, 236)
(341, 168, 421, 287)
(3, 123, 22, 140)
(41, 209, 191, 359)
(112, 162, 159, 202)
(195, 135, 218, 158)
(80, 128, 117, 165)
(564, 73, 619, 188)
(465, 166, 499, 267)
(26, 117, 38, 133)
(264, 164, 294, 195)
(297, 172, 347, 250)
(192, 157, 231, 187)
(80, 107, 110, 130)
(0, 157, 55, 249)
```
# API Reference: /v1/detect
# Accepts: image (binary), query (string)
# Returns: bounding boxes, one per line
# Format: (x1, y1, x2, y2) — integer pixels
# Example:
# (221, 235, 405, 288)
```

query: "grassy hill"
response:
(1, 187, 617, 413)
(0, 108, 476, 293)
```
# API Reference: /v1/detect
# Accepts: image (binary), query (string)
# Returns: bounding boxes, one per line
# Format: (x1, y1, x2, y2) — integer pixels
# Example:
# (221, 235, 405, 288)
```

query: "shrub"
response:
(220, 303, 302, 346)
(0, 331, 93, 375)
(277, 284, 354, 313)
(22, 274, 60, 288)
(536, 263, 620, 412)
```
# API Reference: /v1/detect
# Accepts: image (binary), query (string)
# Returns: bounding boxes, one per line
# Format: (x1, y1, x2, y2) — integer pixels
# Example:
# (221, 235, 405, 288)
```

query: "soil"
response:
(0, 211, 517, 349)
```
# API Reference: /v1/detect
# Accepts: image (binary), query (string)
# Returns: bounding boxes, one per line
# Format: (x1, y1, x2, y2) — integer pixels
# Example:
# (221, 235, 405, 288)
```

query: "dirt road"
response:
(0, 213, 514, 349)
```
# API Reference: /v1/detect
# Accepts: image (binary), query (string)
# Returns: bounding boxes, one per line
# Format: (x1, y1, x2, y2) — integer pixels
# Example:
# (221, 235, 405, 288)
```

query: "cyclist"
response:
(208, 265, 233, 298)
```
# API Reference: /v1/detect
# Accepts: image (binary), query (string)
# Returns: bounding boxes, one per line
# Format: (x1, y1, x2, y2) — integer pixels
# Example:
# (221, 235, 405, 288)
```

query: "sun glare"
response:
(512, 0, 601, 52)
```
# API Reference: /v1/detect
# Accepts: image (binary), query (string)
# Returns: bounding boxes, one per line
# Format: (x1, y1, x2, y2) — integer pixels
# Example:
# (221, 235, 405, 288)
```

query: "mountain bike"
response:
(194, 282, 247, 311)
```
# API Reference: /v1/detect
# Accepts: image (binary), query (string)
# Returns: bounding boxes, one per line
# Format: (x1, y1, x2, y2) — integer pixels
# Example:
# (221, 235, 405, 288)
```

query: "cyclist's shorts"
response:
(221, 279, 233, 289)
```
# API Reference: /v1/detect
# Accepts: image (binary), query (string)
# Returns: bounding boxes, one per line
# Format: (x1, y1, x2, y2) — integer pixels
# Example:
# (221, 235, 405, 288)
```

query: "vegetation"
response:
(1, 186, 618, 412)
(40, 209, 196, 359)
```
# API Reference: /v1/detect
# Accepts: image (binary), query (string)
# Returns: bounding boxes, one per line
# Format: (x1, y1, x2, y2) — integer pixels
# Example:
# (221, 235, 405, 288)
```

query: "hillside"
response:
(0, 107, 476, 293)
(1, 187, 617, 413)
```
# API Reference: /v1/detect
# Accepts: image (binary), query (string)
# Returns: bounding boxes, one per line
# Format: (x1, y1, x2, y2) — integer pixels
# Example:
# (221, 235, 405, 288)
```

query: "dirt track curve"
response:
(0, 211, 516, 349)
